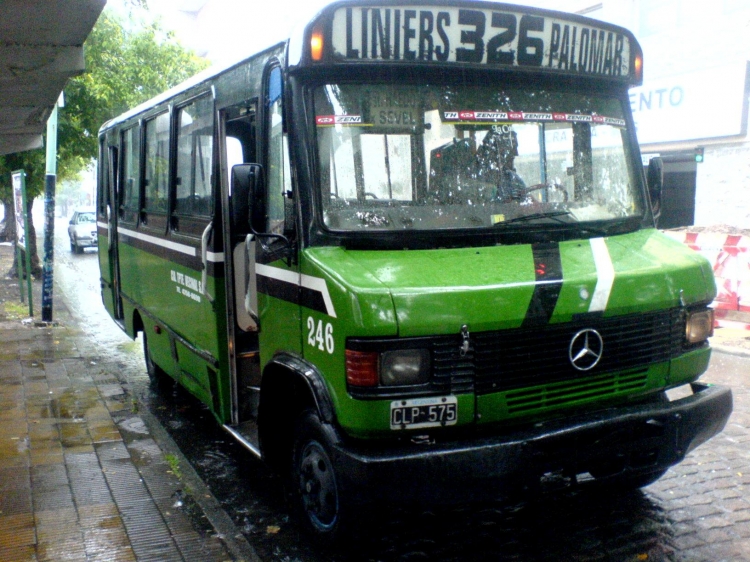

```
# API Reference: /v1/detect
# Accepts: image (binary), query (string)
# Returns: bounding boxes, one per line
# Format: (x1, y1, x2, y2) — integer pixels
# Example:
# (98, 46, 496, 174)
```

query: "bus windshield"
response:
(314, 83, 644, 232)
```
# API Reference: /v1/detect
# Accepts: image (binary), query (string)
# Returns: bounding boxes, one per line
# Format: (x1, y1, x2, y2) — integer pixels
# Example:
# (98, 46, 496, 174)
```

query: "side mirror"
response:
(230, 163, 263, 234)
(646, 156, 663, 223)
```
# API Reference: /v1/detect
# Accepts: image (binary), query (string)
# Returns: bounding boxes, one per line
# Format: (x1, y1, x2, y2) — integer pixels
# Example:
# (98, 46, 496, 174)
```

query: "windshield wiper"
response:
(493, 210, 572, 226)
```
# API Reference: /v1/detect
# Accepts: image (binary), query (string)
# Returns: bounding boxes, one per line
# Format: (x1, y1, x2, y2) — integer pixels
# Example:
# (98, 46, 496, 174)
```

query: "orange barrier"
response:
(662, 230, 750, 328)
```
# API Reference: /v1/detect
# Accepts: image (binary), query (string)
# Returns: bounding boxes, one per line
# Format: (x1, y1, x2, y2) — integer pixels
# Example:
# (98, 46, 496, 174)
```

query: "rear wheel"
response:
(291, 410, 352, 545)
(142, 332, 168, 386)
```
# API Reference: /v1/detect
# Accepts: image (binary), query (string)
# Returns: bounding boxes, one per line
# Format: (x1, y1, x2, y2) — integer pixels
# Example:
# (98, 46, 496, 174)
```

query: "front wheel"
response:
(291, 410, 351, 545)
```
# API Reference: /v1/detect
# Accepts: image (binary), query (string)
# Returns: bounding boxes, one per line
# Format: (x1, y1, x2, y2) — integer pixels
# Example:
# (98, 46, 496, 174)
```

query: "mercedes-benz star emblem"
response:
(568, 329, 604, 371)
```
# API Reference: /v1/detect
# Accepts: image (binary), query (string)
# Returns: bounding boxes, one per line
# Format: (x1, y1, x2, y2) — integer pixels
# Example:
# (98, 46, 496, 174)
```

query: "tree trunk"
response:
(0, 198, 14, 242)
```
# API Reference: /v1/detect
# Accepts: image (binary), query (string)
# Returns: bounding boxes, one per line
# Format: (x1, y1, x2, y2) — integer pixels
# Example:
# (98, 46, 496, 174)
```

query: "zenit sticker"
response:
(442, 111, 625, 127)
(316, 115, 364, 126)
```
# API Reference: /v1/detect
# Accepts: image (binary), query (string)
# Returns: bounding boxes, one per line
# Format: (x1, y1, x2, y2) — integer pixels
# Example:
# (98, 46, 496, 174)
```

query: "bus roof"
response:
(99, 41, 286, 134)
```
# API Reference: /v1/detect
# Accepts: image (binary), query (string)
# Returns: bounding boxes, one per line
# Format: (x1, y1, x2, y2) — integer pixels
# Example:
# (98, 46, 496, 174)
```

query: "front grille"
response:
(432, 308, 686, 396)
(505, 370, 649, 414)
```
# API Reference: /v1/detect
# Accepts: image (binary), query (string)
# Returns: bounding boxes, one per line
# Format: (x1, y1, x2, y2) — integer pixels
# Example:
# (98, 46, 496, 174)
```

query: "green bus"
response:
(97, 0, 732, 542)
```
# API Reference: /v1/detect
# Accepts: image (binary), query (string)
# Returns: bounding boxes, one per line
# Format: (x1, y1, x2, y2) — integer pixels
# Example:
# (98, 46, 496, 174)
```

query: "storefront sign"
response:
(631, 62, 749, 144)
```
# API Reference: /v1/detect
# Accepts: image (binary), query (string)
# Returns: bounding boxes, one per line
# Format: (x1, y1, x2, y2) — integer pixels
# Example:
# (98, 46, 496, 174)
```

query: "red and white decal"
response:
(316, 114, 363, 126)
(443, 111, 625, 127)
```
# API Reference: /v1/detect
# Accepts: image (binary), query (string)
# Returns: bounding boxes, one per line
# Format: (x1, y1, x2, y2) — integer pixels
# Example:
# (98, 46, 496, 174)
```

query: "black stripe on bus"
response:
(113, 227, 222, 276)
(521, 242, 563, 328)
(256, 273, 329, 316)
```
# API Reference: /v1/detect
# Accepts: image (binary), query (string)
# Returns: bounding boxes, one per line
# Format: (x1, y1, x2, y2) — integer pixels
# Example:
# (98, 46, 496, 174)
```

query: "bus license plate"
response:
(390, 396, 458, 430)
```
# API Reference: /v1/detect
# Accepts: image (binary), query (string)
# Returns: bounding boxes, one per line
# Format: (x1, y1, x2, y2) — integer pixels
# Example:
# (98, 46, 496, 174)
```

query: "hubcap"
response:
(299, 440, 338, 530)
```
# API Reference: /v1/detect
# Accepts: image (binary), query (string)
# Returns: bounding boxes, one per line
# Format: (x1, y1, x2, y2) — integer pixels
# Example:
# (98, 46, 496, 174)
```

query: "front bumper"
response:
(78, 234, 98, 247)
(331, 383, 732, 505)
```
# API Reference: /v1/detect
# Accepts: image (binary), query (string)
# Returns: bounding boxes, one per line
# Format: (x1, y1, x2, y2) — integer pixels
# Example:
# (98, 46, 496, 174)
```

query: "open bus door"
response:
(97, 135, 123, 323)
(218, 98, 262, 449)
(219, 65, 298, 454)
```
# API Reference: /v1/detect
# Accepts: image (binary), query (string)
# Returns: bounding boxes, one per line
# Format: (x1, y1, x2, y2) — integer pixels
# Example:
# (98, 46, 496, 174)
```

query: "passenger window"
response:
(266, 69, 291, 235)
(97, 139, 109, 219)
(175, 95, 214, 216)
(120, 126, 140, 223)
(144, 112, 170, 214)
(226, 136, 244, 171)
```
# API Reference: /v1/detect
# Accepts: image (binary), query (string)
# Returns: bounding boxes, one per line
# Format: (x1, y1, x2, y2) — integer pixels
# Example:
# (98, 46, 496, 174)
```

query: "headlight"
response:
(345, 346, 431, 388)
(380, 349, 430, 386)
(686, 309, 714, 343)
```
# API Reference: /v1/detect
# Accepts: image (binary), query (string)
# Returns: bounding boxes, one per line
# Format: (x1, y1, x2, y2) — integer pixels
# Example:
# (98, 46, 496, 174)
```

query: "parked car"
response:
(68, 208, 97, 253)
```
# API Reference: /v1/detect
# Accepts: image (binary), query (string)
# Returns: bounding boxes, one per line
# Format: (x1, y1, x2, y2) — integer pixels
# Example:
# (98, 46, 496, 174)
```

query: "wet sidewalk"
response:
(0, 242, 251, 562)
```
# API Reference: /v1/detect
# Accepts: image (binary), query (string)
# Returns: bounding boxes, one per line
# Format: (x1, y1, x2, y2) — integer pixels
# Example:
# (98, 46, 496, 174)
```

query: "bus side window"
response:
(97, 137, 109, 220)
(119, 125, 140, 224)
(266, 68, 291, 236)
(143, 112, 170, 223)
(175, 95, 214, 219)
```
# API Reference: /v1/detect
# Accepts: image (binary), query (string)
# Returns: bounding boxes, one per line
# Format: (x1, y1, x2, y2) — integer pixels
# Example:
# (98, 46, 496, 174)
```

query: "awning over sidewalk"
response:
(0, 0, 106, 156)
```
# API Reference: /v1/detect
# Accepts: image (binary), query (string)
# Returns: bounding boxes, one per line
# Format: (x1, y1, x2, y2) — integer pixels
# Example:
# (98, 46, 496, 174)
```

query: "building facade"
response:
(530, 0, 750, 229)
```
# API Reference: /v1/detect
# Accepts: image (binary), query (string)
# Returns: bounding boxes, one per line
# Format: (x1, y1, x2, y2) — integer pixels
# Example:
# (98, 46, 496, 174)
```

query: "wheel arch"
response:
(258, 352, 336, 472)
(131, 308, 145, 339)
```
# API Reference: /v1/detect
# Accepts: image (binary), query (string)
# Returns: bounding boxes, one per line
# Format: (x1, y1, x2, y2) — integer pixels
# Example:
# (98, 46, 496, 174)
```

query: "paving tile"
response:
(0, 513, 36, 552)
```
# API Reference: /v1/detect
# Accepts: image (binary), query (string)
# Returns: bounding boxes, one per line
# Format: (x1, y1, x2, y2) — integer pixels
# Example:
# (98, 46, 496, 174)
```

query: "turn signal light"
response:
(311, 29, 324, 61)
(634, 54, 643, 83)
(345, 349, 378, 386)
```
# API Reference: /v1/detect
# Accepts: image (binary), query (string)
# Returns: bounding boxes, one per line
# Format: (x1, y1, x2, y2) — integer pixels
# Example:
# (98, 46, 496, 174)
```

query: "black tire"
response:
(142, 332, 168, 386)
(291, 409, 351, 545)
(69, 238, 75, 252)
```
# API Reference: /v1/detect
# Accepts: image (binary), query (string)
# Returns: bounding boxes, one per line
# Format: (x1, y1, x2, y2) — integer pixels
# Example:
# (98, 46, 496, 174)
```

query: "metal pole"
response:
(42, 94, 62, 322)
(15, 170, 33, 317)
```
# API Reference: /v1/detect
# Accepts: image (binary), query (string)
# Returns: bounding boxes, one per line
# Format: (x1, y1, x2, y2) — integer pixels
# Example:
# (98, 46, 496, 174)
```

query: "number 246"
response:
(307, 317, 334, 354)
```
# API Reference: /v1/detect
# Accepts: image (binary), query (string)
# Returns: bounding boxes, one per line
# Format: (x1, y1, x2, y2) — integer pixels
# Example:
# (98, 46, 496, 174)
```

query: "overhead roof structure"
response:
(0, 0, 106, 156)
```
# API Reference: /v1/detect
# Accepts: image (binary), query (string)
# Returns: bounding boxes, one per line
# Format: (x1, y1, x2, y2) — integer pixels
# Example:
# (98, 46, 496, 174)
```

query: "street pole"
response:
(42, 93, 63, 323)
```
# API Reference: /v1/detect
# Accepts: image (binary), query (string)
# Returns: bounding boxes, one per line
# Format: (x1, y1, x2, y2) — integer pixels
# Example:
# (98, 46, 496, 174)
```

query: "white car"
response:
(68, 208, 97, 253)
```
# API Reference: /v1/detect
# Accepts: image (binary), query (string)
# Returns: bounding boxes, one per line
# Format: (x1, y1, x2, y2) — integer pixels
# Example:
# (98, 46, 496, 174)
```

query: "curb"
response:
(138, 408, 262, 562)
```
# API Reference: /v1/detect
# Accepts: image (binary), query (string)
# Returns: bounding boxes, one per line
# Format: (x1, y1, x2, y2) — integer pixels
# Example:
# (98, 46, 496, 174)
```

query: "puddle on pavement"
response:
(40, 387, 100, 420)
(117, 416, 149, 436)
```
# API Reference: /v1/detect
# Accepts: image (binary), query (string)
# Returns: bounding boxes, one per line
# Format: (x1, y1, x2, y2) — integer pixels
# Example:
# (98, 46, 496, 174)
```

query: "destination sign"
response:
(331, 5, 633, 78)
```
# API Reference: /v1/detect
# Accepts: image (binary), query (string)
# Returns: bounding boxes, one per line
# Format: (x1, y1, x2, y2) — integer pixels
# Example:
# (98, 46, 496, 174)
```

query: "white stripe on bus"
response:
(589, 237, 615, 312)
(118, 226, 197, 257)
(256, 263, 337, 318)
(97, 222, 225, 263)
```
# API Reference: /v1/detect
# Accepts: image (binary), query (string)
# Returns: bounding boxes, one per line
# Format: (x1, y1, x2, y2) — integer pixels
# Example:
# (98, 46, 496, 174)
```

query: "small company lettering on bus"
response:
(332, 6, 630, 77)
(171, 269, 203, 303)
